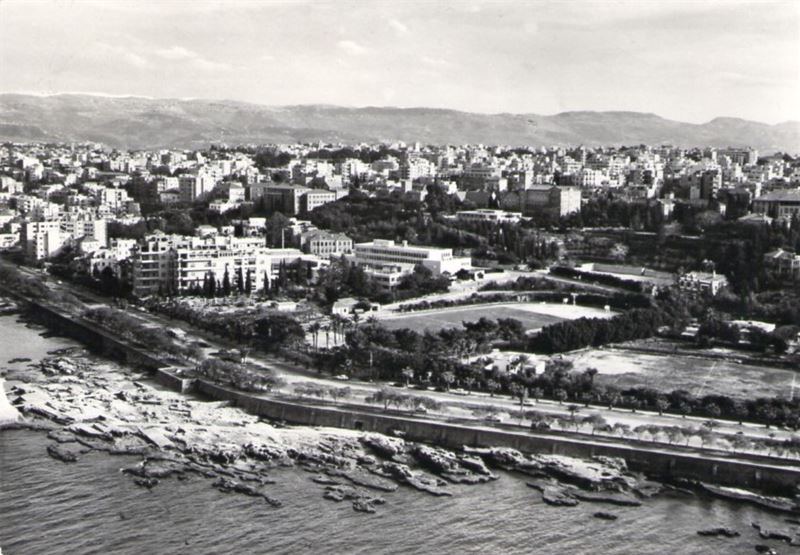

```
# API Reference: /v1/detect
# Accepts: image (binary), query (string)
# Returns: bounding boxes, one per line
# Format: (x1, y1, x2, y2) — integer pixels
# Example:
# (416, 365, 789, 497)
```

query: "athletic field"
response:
(378, 303, 612, 333)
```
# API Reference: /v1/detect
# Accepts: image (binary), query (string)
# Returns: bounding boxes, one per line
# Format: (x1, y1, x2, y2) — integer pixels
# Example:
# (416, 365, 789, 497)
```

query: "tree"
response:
(487, 379, 500, 397)
(528, 411, 553, 430)
(731, 401, 748, 425)
(655, 397, 669, 416)
(554, 388, 567, 405)
(463, 375, 476, 395)
(222, 267, 232, 296)
(401, 366, 414, 387)
(567, 404, 581, 431)
(665, 427, 684, 445)
(605, 391, 621, 411)
(330, 386, 352, 404)
(583, 414, 608, 436)
(441, 371, 455, 391)
(509, 383, 528, 423)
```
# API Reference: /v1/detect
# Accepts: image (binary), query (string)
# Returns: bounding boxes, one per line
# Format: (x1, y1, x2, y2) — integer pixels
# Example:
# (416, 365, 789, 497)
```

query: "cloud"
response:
(421, 56, 450, 67)
(388, 18, 409, 35)
(154, 46, 197, 61)
(95, 42, 150, 69)
(337, 40, 368, 56)
(153, 45, 231, 71)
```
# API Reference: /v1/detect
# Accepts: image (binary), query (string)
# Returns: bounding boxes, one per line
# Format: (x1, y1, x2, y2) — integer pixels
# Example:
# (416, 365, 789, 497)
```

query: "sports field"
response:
(379, 303, 612, 333)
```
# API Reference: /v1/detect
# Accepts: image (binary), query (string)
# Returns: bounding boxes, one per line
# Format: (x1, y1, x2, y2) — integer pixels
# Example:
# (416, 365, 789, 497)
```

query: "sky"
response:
(1, 0, 798, 124)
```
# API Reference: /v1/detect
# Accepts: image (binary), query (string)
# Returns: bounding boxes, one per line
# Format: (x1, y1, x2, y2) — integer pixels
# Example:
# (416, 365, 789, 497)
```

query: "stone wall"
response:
(194, 379, 800, 495)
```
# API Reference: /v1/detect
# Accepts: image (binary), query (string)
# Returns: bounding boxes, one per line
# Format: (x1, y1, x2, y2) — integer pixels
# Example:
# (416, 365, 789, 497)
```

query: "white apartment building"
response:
(179, 174, 217, 203)
(132, 232, 322, 297)
(22, 221, 66, 261)
(97, 187, 130, 209)
(21, 215, 107, 262)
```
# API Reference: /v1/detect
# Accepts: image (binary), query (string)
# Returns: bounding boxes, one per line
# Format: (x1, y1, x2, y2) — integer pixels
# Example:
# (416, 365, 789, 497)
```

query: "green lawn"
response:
(380, 306, 564, 333)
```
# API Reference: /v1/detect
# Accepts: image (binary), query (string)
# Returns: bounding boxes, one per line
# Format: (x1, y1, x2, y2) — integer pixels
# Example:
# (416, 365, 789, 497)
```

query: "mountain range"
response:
(0, 93, 798, 152)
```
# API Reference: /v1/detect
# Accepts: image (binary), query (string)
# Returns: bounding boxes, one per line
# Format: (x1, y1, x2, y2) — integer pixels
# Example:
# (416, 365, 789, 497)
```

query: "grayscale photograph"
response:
(0, 0, 799, 553)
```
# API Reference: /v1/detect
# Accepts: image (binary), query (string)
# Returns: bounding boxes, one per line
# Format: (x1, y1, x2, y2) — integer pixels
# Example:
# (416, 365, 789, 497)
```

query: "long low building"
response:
(353, 239, 471, 276)
(455, 209, 522, 224)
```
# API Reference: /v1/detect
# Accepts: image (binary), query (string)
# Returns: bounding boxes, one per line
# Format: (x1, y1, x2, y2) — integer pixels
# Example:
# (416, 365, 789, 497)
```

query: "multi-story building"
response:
(257, 184, 338, 215)
(302, 189, 338, 213)
(20, 214, 107, 262)
(764, 248, 800, 281)
(22, 221, 66, 261)
(718, 147, 758, 166)
(753, 189, 800, 222)
(131, 232, 322, 296)
(131, 232, 186, 296)
(522, 186, 581, 218)
(677, 271, 728, 296)
(178, 174, 217, 203)
(299, 230, 353, 257)
(61, 215, 107, 247)
(353, 239, 471, 277)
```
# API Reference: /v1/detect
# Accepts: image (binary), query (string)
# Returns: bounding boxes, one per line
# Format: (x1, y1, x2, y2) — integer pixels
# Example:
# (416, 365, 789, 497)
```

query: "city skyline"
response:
(1, 0, 798, 125)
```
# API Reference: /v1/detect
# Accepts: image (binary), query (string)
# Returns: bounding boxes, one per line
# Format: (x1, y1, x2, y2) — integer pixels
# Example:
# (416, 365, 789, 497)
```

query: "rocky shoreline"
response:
(3, 344, 800, 550)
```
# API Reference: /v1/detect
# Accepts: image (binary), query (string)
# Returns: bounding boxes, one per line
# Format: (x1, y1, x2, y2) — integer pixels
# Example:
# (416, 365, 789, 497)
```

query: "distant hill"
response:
(0, 93, 797, 152)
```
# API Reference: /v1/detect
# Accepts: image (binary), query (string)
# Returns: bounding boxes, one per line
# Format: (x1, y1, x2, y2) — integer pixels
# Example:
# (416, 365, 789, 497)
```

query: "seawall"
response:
(193, 379, 800, 496)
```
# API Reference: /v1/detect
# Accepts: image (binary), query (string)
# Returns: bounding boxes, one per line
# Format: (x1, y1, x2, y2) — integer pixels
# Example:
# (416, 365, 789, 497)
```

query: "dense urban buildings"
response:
(1, 141, 799, 299)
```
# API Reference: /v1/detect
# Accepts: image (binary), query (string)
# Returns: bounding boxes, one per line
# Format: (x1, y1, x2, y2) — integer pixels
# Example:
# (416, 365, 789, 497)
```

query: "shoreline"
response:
(2, 283, 799, 497)
(1, 309, 799, 550)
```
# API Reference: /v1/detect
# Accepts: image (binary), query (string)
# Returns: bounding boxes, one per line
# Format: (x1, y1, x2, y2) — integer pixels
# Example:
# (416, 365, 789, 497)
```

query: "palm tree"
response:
(309, 322, 321, 350)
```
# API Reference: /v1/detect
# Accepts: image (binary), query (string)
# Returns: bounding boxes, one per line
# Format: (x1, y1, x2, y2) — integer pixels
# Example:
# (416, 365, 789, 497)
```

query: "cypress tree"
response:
(222, 267, 231, 296)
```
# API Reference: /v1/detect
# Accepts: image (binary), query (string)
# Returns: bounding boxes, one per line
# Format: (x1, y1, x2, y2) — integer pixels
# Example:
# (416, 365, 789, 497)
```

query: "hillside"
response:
(0, 94, 797, 152)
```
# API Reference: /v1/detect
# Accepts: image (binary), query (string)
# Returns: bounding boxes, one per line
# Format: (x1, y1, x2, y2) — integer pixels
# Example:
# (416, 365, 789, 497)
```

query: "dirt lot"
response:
(567, 347, 796, 400)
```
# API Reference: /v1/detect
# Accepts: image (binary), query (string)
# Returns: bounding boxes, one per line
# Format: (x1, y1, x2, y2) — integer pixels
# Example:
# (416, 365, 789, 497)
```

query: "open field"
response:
(378, 302, 613, 333)
(567, 348, 797, 400)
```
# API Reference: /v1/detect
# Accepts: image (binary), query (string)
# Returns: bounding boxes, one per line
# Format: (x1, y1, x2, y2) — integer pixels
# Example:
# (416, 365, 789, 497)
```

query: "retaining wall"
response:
(193, 380, 800, 495)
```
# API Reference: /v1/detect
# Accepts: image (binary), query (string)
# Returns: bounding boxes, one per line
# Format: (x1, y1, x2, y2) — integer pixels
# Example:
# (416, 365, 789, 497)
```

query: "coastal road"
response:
(5, 259, 797, 454)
